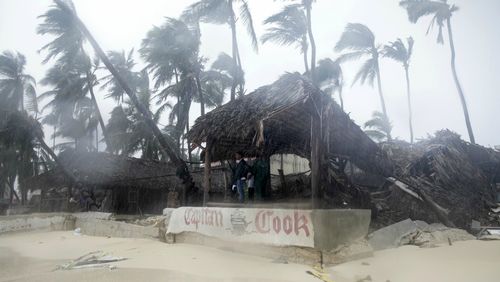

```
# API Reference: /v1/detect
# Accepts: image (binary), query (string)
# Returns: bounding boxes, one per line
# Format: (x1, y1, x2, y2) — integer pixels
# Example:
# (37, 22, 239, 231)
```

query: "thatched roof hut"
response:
(25, 150, 184, 214)
(26, 150, 182, 191)
(187, 73, 393, 177)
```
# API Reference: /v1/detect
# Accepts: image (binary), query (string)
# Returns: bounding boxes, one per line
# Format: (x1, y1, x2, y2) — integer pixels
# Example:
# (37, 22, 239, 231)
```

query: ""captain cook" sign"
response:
(167, 207, 314, 247)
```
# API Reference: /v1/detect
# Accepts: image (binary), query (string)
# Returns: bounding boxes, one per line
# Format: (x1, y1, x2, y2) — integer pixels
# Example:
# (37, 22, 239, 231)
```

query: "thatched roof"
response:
(26, 150, 182, 191)
(188, 73, 393, 176)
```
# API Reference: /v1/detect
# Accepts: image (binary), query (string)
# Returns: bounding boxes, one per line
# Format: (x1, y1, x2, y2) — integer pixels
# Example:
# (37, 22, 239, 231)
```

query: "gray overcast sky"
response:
(1, 0, 499, 147)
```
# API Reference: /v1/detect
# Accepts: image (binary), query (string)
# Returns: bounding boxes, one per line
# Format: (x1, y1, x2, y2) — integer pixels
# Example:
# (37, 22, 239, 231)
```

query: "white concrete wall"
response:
(0, 213, 72, 234)
(270, 154, 309, 175)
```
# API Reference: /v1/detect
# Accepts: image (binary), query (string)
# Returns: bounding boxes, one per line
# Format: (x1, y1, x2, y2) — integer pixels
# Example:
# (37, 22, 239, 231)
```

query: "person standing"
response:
(232, 151, 249, 203)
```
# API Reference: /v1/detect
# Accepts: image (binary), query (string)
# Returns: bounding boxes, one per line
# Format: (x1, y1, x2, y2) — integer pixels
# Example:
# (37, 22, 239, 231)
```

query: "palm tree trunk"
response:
(229, 1, 239, 101)
(338, 85, 344, 111)
(303, 50, 309, 74)
(446, 18, 475, 144)
(87, 73, 112, 151)
(375, 62, 391, 141)
(404, 66, 414, 144)
(195, 75, 205, 116)
(305, 4, 316, 83)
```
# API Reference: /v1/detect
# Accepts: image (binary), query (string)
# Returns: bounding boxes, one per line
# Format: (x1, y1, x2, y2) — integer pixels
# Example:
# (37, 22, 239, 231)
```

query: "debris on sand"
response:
(56, 251, 126, 270)
(368, 219, 475, 250)
(367, 130, 500, 230)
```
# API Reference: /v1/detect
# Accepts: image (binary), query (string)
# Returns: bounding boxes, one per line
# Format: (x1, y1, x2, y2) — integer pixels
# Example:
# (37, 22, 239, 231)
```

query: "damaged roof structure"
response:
(187, 73, 393, 177)
(188, 73, 500, 230)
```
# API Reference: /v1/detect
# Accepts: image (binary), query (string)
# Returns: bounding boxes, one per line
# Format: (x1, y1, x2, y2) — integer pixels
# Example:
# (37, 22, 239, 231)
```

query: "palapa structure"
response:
(26, 150, 183, 213)
(187, 73, 393, 204)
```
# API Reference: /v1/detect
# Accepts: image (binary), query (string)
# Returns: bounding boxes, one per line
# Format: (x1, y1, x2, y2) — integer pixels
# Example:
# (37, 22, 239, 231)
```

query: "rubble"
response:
(368, 219, 475, 250)
(369, 130, 500, 229)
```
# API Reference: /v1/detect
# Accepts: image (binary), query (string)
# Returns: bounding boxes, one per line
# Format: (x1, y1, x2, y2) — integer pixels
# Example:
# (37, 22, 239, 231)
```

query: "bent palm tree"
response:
(315, 58, 344, 110)
(400, 0, 474, 144)
(184, 0, 258, 100)
(364, 111, 393, 142)
(383, 37, 415, 143)
(335, 23, 391, 140)
(45, 0, 194, 195)
(0, 51, 38, 114)
(37, 1, 111, 149)
(261, 4, 309, 72)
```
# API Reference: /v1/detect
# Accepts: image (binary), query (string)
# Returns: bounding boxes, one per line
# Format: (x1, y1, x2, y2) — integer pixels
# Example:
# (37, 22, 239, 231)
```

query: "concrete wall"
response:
(75, 218, 159, 239)
(0, 213, 73, 234)
(312, 209, 371, 250)
(0, 212, 158, 240)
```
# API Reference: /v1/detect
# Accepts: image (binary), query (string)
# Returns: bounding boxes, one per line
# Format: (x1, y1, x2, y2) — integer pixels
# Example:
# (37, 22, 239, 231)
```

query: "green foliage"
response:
(0, 51, 38, 113)
(400, 0, 458, 44)
(335, 23, 380, 87)
(364, 111, 393, 142)
(261, 5, 308, 53)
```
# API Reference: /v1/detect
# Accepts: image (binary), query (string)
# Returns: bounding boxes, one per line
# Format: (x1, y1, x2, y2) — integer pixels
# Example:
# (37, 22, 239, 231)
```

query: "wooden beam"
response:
(203, 139, 212, 206)
(310, 112, 321, 209)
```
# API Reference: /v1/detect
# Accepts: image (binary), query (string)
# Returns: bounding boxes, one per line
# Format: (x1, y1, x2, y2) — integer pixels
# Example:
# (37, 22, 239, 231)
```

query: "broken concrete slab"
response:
(368, 219, 418, 250)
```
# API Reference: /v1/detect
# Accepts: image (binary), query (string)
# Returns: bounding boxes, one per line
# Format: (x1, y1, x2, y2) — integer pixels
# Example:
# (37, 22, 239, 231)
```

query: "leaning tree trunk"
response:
(195, 75, 205, 116)
(375, 61, 391, 141)
(404, 65, 414, 144)
(73, 11, 195, 196)
(87, 72, 112, 151)
(305, 4, 316, 83)
(446, 18, 475, 144)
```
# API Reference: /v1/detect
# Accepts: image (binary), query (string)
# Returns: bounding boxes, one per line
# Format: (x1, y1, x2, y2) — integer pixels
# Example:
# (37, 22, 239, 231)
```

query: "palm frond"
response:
(351, 58, 377, 87)
(335, 23, 375, 52)
(239, 0, 258, 52)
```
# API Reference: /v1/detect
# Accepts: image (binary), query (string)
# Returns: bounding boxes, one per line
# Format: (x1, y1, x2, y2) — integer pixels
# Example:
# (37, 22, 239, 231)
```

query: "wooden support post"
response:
(311, 113, 321, 209)
(278, 169, 287, 196)
(203, 139, 212, 206)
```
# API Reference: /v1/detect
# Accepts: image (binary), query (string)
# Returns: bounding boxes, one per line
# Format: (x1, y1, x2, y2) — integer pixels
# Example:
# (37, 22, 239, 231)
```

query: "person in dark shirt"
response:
(232, 151, 249, 203)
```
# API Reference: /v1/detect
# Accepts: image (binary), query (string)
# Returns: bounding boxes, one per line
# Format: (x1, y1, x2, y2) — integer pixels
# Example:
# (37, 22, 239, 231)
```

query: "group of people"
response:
(69, 172, 110, 212)
(230, 151, 270, 203)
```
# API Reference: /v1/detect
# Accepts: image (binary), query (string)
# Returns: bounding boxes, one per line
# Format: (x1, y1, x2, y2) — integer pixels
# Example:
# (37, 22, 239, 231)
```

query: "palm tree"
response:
(99, 49, 139, 104)
(44, 0, 195, 198)
(106, 79, 163, 160)
(383, 37, 415, 143)
(1, 110, 77, 182)
(0, 51, 38, 114)
(183, 0, 258, 100)
(210, 52, 243, 97)
(261, 4, 309, 72)
(141, 18, 201, 160)
(302, 0, 317, 82)
(39, 53, 98, 151)
(400, 0, 475, 144)
(364, 111, 393, 142)
(315, 58, 344, 110)
(335, 23, 392, 140)
(37, 0, 111, 150)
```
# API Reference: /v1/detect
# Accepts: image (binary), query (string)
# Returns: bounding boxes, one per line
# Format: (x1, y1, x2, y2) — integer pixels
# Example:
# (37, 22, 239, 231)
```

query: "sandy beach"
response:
(0, 231, 318, 282)
(330, 240, 500, 282)
(1, 231, 500, 282)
